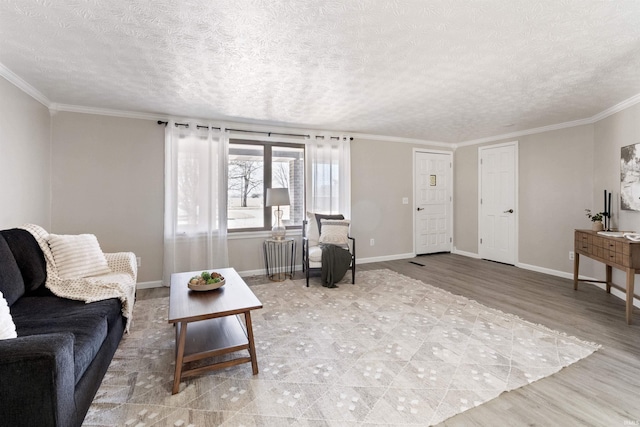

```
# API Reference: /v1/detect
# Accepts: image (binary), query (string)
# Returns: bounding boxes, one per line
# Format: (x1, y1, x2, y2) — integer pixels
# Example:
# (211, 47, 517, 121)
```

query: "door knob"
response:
(504, 209, 514, 213)
(417, 207, 424, 211)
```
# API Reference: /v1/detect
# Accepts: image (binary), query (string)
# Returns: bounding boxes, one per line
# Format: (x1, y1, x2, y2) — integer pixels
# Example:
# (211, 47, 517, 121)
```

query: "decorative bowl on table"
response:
(187, 271, 226, 291)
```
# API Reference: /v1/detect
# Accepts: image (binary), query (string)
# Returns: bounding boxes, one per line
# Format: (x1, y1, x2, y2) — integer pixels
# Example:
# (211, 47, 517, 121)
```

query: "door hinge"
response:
(450, 237, 452, 243)
(480, 238, 483, 244)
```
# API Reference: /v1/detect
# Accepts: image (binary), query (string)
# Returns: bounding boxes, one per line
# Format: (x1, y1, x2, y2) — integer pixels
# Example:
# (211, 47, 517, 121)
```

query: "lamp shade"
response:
(266, 188, 290, 207)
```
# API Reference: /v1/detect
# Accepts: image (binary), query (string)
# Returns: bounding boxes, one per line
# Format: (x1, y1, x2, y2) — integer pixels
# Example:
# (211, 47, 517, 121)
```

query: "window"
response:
(228, 140, 305, 232)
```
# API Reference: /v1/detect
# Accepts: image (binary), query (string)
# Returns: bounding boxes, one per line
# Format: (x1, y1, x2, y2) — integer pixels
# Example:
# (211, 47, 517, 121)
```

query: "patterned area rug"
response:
(84, 269, 600, 426)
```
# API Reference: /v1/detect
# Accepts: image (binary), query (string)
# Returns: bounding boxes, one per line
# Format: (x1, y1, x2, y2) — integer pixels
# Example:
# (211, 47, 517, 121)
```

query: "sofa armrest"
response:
(105, 252, 138, 281)
(0, 333, 77, 427)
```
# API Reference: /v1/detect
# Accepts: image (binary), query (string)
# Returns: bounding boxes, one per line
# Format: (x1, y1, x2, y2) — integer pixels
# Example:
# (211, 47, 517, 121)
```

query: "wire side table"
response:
(263, 238, 296, 281)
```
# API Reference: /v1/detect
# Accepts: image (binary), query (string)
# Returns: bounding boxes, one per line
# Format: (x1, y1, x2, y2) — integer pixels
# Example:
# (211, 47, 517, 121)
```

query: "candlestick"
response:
(608, 192, 612, 230)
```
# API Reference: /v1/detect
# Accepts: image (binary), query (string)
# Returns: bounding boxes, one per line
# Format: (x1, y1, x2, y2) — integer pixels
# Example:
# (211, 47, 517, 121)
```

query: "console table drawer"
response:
(602, 249, 623, 265)
(575, 231, 589, 252)
(603, 240, 623, 252)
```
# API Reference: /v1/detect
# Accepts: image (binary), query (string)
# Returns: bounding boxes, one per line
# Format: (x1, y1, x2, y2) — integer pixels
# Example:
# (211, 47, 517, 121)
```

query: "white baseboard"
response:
(357, 253, 415, 264)
(452, 248, 481, 259)
(237, 265, 304, 278)
(238, 253, 416, 277)
(136, 280, 163, 289)
(516, 262, 574, 280)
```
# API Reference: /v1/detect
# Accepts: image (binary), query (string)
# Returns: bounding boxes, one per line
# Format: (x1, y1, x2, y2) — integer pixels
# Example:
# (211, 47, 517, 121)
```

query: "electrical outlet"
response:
(569, 251, 574, 261)
(136, 257, 142, 268)
(370, 238, 375, 246)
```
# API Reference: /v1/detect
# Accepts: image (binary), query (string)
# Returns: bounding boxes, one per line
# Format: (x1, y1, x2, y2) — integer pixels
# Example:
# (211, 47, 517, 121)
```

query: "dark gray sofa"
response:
(0, 228, 126, 427)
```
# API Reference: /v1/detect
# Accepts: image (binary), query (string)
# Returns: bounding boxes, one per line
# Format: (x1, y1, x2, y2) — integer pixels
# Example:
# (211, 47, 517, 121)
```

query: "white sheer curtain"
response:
(163, 121, 229, 285)
(306, 136, 351, 217)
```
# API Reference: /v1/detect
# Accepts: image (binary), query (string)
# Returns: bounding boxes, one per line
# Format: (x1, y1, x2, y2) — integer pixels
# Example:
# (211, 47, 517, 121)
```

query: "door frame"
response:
(477, 140, 519, 264)
(413, 148, 454, 256)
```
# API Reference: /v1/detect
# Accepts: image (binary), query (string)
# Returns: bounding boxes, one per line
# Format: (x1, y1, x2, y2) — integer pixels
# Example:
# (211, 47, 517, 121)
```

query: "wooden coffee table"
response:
(168, 267, 262, 394)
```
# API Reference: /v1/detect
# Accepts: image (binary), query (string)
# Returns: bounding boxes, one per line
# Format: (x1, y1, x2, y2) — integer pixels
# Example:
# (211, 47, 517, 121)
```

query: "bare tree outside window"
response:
(229, 160, 263, 207)
(273, 161, 290, 189)
(228, 144, 264, 229)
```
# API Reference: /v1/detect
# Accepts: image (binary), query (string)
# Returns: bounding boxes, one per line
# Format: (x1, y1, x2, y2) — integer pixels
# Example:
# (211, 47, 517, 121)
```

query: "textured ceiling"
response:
(2, 0, 640, 143)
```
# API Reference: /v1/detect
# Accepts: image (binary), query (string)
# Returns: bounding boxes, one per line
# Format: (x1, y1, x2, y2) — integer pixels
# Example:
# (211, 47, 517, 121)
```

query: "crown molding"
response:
(456, 92, 640, 148)
(590, 92, 640, 122)
(0, 63, 50, 107)
(349, 132, 451, 148)
(455, 117, 593, 148)
(49, 103, 167, 121)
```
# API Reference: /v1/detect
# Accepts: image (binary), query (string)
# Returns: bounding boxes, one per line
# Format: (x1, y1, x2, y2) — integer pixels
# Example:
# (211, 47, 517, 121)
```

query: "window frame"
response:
(228, 139, 305, 233)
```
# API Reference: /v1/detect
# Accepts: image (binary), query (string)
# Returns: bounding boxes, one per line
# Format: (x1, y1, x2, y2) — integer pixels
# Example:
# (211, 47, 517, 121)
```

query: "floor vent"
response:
(409, 261, 425, 267)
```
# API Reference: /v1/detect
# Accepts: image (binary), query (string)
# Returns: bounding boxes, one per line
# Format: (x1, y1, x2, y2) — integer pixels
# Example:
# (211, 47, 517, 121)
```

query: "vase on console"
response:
(585, 209, 605, 232)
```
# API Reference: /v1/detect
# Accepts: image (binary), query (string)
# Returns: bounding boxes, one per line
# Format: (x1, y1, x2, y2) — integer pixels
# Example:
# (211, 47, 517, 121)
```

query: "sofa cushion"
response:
(10, 296, 121, 383)
(0, 234, 25, 306)
(47, 234, 111, 279)
(0, 229, 47, 293)
(0, 291, 17, 339)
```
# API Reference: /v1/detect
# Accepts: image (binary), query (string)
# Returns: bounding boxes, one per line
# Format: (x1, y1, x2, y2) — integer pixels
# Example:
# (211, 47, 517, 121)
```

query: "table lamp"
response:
(265, 188, 290, 240)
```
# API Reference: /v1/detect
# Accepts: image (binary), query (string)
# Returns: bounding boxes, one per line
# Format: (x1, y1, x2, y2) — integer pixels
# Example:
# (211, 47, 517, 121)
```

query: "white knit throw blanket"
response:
(21, 224, 137, 332)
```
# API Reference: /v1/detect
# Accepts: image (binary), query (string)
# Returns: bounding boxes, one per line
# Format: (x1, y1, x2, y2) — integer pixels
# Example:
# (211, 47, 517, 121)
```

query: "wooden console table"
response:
(574, 230, 640, 324)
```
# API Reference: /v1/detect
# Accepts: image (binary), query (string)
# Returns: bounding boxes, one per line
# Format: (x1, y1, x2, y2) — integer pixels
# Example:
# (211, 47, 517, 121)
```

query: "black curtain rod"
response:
(157, 121, 221, 130)
(156, 120, 352, 140)
(227, 128, 310, 138)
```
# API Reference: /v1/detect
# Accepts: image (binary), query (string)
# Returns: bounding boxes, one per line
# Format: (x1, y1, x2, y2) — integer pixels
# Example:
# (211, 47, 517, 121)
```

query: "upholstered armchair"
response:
(302, 213, 356, 287)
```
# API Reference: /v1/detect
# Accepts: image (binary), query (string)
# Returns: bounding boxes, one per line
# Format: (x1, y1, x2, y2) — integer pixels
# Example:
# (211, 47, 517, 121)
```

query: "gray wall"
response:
(351, 139, 450, 260)
(594, 103, 640, 231)
(454, 125, 595, 275)
(50, 112, 164, 283)
(0, 77, 51, 229)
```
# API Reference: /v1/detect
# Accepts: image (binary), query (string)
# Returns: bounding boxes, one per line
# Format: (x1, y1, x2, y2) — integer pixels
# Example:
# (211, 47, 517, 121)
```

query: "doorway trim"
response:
(477, 140, 519, 264)
(413, 148, 454, 256)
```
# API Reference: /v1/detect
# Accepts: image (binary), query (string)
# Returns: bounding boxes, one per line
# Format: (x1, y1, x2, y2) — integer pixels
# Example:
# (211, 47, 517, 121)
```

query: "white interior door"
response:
(415, 151, 452, 255)
(478, 142, 517, 264)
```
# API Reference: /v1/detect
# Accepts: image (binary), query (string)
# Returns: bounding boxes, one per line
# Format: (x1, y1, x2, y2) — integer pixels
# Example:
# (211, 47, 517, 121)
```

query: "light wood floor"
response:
(139, 254, 640, 426)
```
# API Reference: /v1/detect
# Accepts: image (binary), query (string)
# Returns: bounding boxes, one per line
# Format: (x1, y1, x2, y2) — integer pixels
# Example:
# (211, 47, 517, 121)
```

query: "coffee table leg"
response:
(244, 311, 259, 374)
(173, 321, 188, 394)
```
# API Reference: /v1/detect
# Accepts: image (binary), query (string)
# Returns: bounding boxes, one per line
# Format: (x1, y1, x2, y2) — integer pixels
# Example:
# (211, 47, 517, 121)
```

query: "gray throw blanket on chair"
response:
(320, 244, 352, 288)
